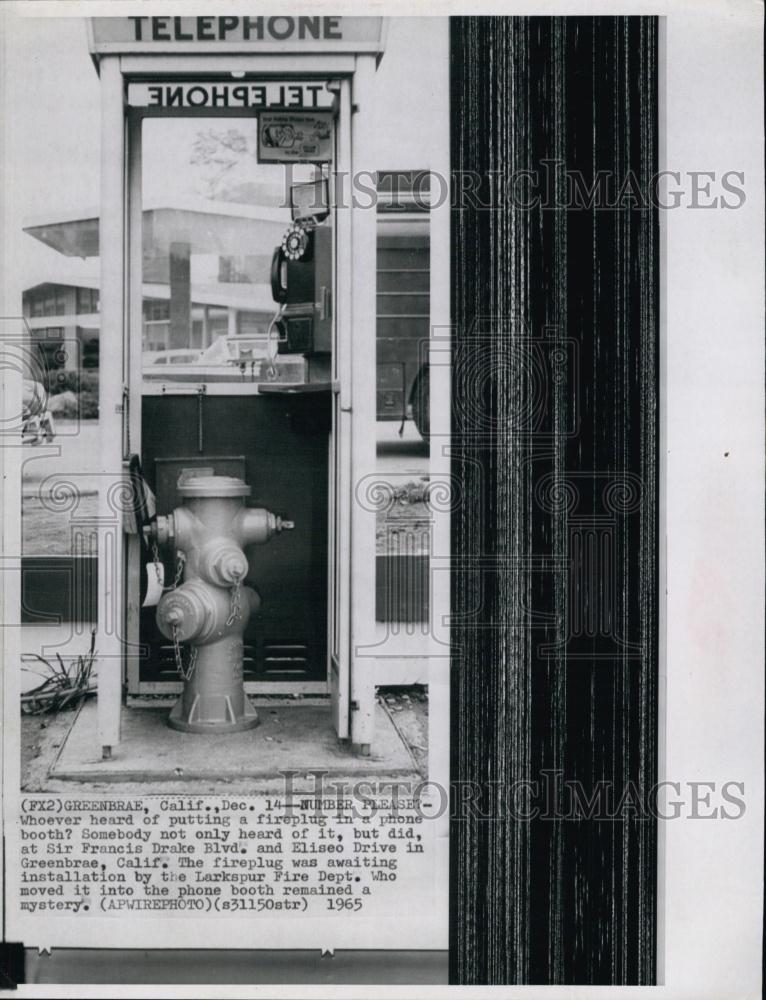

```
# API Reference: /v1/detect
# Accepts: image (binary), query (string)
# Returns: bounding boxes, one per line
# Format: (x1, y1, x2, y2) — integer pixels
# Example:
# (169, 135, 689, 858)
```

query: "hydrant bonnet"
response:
(177, 475, 251, 499)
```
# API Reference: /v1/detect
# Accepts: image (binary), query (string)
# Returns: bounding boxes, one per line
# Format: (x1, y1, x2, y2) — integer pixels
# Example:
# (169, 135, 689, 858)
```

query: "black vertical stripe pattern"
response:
(450, 17, 659, 985)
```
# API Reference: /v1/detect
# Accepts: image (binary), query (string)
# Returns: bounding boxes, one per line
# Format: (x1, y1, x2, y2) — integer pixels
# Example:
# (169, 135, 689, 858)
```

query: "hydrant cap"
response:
(177, 475, 251, 499)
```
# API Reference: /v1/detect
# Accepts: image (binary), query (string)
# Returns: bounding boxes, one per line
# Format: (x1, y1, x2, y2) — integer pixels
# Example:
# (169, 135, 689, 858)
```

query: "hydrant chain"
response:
(226, 577, 243, 628)
(172, 622, 198, 682)
(151, 539, 163, 585)
(173, 551, 185, 589)
(161, 550, 186, 594)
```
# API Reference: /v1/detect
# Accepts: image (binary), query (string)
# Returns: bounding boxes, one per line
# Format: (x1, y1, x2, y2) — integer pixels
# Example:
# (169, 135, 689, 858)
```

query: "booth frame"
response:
(90, 26, 450, 758)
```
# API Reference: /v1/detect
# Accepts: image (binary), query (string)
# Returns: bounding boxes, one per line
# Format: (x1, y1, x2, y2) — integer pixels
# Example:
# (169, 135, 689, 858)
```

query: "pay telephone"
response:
(269, 179, 332, 359)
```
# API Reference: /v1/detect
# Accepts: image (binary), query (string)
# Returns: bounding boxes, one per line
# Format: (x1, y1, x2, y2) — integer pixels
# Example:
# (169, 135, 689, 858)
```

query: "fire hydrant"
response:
(144, 475, 293, 733)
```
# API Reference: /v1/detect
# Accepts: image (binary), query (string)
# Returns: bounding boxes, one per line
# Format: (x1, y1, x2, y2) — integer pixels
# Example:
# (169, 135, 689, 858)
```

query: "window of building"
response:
(80, 333, 100, 370)
(29, 287, 67, 318)
(76, 287, 100, 314)
(143, 299, 170, 322)
(32, 328, 67, 371)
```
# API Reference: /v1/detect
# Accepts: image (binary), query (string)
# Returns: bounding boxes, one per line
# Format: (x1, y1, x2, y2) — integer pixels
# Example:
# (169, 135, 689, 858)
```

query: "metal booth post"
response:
(348, 56, 378, 752)
(96, 55, 126, 757)
(88, 17, 387, 758)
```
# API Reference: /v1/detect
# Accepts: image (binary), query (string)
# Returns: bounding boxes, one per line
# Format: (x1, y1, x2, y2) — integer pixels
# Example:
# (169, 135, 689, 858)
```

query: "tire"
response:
(42, 413, 56, 442)
(24, 417, 41, 446)
(410, 367, 430, 440)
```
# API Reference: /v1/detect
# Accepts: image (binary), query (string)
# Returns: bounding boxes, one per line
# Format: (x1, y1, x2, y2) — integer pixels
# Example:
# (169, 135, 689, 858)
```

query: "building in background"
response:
(22, 201, 284, 382)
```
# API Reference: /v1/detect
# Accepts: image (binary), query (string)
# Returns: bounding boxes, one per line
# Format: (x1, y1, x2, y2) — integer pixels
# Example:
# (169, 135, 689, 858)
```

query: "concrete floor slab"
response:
(51, 700, 418, 784)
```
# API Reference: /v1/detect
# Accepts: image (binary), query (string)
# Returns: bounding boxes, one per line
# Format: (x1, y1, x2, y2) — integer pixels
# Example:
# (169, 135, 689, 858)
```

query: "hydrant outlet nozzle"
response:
(150, 513, 174, 547)
(211, 548, 248, 585)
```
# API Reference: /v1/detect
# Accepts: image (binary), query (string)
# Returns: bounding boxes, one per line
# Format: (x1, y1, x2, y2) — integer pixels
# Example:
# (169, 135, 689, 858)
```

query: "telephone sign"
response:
(89, 16, 385, 56)
(128, 82, 336, 111)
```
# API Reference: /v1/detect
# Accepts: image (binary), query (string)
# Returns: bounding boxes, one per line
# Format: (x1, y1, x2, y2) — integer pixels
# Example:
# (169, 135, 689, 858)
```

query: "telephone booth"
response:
(83, 16, 450, 762)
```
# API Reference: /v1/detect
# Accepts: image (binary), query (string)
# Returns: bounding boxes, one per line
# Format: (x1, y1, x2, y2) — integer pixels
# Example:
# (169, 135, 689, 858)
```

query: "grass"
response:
(21, 629, 97, 715)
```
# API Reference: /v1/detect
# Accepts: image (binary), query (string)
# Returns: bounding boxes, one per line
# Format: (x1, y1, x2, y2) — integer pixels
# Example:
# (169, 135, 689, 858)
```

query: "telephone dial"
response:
(281, 223, 312, 262)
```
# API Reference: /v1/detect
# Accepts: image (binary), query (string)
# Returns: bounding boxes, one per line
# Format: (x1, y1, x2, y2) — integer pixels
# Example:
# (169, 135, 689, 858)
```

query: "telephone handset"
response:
(271, 222, 314, 302)
(127, 454, 156, 532)
(126, 454, 164, 607)
(126, 455, 155, 534)
(270, 247, 288, 304)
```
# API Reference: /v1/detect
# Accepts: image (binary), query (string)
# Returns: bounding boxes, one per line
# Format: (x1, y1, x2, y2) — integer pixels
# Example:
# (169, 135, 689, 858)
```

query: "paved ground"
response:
(376, 421, 430, 477)
(21, 687, 428, 793)
(52, 700, 417, 784)
(22, 491, 98, 555)
(21, 419, 101, 555)
(22, 418, 101, 485)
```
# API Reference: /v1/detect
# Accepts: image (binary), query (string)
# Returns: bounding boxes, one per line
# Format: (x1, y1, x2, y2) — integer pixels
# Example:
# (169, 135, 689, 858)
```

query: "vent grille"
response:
(153, 643, 314, 679)
(156, 643, 258, 676)
(262, 642, 309, 675)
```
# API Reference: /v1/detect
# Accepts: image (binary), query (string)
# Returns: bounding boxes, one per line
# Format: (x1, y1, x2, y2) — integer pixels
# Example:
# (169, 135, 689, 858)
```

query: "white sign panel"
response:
(89, 16, 386, 57)
(257, 113, 333, 163)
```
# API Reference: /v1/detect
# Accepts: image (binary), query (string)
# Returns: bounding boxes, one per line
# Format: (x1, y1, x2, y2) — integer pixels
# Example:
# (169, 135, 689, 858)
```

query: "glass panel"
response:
(20, 315, 99, 640)
(375, 176, 431, 628)
(140, 117, 317, 385)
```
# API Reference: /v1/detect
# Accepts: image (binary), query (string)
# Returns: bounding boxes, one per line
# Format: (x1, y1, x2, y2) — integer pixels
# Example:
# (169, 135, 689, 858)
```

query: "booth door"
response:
(126, 108, 344, 717)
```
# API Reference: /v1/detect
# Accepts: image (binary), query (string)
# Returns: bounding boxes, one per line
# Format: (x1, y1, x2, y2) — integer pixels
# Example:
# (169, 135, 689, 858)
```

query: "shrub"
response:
(45, 369, 99, 396)
(41, 370, 99, 419)
(79, 391, 99, 419)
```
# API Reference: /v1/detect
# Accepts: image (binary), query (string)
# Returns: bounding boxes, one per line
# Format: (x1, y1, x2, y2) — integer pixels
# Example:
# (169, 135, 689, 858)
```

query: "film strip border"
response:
(449, 16, 659, 985)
